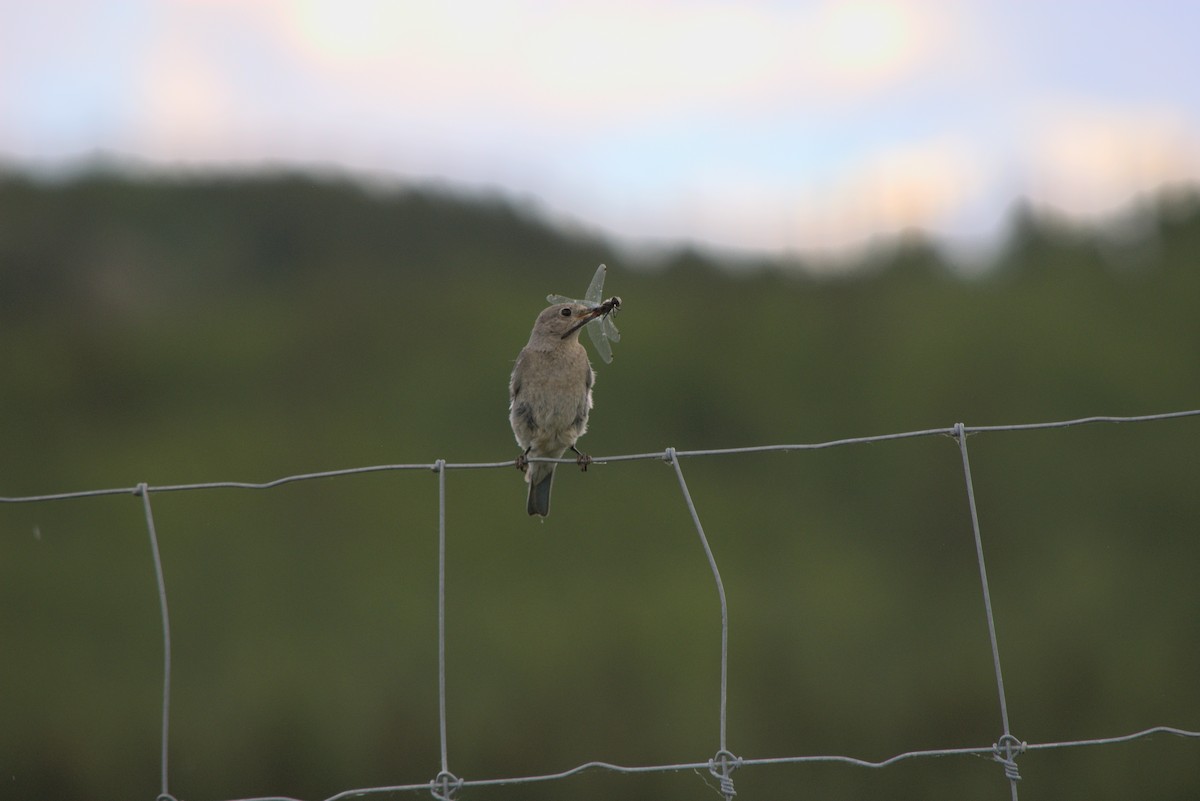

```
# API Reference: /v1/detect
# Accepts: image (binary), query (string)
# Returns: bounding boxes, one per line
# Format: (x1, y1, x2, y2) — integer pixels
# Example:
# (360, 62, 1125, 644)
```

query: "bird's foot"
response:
(514, 450, 530, 473)
(571, 446, 592, 472)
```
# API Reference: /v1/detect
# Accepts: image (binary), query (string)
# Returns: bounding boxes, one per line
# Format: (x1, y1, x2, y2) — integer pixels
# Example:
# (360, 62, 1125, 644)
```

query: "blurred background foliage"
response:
(2, 168, 1199, 801)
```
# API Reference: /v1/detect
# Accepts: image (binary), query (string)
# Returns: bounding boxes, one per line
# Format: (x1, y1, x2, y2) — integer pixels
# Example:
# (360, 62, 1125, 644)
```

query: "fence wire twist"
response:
(4, 409, 1200, 801)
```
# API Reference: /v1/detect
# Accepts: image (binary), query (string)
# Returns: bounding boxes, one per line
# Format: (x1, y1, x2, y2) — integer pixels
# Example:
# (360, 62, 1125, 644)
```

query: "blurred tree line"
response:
(1, 168, 1198, 801)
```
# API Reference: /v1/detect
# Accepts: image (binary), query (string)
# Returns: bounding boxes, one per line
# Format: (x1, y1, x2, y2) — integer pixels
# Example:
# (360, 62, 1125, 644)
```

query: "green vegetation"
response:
(2, 169, 1199, 800)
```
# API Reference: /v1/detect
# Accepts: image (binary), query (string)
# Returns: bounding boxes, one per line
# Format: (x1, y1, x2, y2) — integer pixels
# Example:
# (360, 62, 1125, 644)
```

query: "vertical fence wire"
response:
(435, 460, 448, 774)
(430, 459, 460, 800)
(954, 425, 1021, 798)
(136, 482, 174, 801)
(665, 447, 739, 799)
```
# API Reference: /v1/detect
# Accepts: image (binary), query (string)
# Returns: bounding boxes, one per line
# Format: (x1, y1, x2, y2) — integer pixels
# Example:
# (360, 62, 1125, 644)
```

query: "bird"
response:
(509, 301, 604, 517)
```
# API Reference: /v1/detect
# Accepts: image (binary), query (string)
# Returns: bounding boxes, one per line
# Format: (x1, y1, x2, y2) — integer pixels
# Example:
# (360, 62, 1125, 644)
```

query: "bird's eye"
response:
(560, 307, 572, 317)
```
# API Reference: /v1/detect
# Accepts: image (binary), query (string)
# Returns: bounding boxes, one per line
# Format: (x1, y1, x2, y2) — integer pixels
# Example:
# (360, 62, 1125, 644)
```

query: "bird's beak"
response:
(562, 306, 603, 339)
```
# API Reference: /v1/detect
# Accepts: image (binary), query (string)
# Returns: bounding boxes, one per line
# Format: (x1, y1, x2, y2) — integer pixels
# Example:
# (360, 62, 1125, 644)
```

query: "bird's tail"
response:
(526, 462, 555, 517)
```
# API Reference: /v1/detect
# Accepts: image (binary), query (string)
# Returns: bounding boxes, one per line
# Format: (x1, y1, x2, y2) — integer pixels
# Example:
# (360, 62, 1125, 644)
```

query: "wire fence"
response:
(4, 409, 1200, 801)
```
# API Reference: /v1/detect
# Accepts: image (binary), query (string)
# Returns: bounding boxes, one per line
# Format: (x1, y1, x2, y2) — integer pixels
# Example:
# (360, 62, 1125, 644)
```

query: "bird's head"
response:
(530, 302, 603, 341)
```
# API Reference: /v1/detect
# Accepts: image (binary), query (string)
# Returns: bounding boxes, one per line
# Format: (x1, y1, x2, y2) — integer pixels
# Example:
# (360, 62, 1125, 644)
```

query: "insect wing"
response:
(601, 314, 620, 343)
(548, 264, 615, 362)
(587, 319, 613, 363)
(584, 263, 607, 306)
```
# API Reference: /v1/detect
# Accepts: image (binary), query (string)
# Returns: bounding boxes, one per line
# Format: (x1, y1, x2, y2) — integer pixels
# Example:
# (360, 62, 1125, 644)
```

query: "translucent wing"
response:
(601, 313, 620, 343)
(546, 264, 617, 363)
(589, 319, 613, 363)
(548, 264, 606, 308)
(583, 265, 612, 362)
(583, 263, 607, 305)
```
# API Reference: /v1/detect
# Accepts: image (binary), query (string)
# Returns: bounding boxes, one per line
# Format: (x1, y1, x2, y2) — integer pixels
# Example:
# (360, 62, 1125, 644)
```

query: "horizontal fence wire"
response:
(6, 410, 1200, 503)
(4, 409, 1200, 801)
(219, 725, 1200, 801)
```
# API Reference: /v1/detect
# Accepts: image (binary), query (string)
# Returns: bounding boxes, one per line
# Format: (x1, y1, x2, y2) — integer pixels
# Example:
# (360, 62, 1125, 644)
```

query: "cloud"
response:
(131, 44, 237, 155)
(576, 133, 989, 254)
(1022, 105, 1200, 214)
(836, 138, 984, 229)
(260, 0, 954, 132)
(808, 0, 947, 88)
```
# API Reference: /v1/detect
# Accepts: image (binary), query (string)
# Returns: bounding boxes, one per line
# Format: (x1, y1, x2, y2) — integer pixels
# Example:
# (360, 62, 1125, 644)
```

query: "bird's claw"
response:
(514, 453, 529, 473)
(574, 451, 592, 472)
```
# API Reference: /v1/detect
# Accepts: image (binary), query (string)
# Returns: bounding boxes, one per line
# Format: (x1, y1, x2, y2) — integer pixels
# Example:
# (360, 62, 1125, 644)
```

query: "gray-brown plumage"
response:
(509, 302, 602, 517)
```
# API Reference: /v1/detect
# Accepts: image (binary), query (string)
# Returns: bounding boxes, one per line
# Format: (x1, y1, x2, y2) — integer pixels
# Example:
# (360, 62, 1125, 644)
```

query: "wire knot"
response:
(429, 770, 462, 801)
(663, 446, 677, 464)
(431, 459, 446, 474)
(708, 749, 740, 799)
(992, 733, 1026, 782)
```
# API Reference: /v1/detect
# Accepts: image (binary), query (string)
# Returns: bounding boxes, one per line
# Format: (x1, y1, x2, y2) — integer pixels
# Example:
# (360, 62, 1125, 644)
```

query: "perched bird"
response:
(509, 302, 604, 517)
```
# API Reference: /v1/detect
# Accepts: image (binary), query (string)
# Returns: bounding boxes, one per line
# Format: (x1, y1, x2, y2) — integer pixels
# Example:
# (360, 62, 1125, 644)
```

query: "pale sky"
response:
(3, 1, 1199, 256)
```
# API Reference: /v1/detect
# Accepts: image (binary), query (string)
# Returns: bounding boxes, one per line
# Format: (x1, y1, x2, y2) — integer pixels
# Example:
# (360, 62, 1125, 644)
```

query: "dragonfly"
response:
(547, 263, 622, 363)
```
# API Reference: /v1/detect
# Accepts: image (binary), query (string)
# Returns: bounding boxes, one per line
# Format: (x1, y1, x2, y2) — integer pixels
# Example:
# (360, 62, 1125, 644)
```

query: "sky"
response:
(3, 0, 1200, 257)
